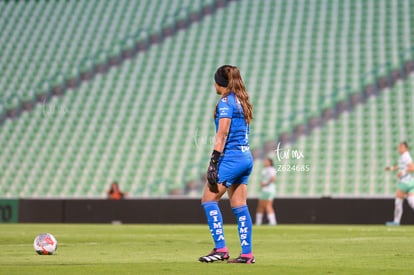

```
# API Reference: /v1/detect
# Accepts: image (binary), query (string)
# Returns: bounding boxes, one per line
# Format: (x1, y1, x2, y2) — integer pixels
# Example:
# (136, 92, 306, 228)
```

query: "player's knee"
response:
(230, 199, 247, 208)
(396, 190, 406, 198)
(201, 194, 221, 204)
(201, 197, 215, 204)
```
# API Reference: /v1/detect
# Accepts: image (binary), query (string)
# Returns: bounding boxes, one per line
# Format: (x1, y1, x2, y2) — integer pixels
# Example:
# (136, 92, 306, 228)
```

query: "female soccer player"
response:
(255, 158, 277, 226)
(385, 142, 414, 225)
(198, 65, 255, 264)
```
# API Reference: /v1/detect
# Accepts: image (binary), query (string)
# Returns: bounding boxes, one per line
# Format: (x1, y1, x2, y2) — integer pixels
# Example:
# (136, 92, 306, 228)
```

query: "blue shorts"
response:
(218, 151, 253, 187)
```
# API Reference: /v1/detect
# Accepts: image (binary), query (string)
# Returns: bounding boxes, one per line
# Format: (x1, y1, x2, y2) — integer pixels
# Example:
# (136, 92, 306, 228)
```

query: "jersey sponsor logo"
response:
(213, 222, 222, 229)
(238, 215, 249, 246)
(241, 146, 250, 152)
(209, 210, 218, 216)
(209, 209, 225, 241)
(219, 107, 229, 116)
(239, 227, 248, 234)
(241, 240, 249, 246)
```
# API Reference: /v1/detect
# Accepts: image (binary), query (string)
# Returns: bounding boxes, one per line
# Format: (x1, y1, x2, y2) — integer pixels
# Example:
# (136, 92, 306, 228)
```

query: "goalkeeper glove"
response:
(207, 150, 222, 193)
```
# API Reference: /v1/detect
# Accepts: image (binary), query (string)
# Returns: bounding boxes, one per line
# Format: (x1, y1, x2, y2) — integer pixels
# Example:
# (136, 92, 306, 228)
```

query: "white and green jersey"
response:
(261, 166, 276, 193)
(398, 151, 413, 183)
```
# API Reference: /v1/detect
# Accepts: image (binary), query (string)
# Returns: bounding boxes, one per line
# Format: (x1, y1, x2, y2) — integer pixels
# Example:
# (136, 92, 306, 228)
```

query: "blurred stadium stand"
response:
(0, 0, 413, 198)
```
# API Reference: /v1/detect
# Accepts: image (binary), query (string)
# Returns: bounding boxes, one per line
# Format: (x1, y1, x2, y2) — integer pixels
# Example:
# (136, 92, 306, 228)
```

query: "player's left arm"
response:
(206, 118, 231, 192)
(214, 118, 231, 152)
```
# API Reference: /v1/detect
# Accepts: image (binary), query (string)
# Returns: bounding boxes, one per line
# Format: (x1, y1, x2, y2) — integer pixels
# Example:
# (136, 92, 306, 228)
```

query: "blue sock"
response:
(202, 201, 226, 249)
(232, 205, 253, 254)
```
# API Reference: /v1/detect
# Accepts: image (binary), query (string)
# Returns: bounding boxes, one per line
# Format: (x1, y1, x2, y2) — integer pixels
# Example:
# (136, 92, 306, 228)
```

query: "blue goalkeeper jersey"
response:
(215, 92, 250, 154)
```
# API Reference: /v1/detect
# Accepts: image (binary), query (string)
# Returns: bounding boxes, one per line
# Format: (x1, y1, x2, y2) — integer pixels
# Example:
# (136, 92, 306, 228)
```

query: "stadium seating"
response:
(0, 0, 413, 197)
(0, 0, 207, 105)
(276, 74, 414, 196)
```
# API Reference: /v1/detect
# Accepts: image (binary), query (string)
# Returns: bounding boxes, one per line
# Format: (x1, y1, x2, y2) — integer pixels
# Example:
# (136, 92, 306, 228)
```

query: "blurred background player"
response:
(107, 181, 126, 200)
(256, 158, 277, 226)
(199, 65, 255, 264)
(385, 142, 414, 225)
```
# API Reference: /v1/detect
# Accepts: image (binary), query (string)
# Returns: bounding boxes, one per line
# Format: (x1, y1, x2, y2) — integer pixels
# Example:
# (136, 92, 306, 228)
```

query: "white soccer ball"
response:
(33, 233, 58, 255)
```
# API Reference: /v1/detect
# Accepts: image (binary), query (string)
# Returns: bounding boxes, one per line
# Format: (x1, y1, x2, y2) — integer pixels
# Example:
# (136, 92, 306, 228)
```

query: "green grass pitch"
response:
(1, 224, 414, 274)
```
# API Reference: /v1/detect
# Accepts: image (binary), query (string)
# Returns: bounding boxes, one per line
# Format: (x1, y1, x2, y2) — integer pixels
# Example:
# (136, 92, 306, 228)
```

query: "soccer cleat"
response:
(198, 248, 229, 263)
(227, 254, 255, 264)
(385, 221, 400, 226)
